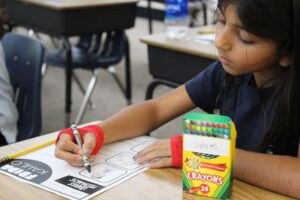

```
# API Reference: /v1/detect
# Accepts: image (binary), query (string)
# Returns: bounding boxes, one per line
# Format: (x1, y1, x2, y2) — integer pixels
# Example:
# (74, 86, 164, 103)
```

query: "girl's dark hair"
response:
(217, 0, 300, 156)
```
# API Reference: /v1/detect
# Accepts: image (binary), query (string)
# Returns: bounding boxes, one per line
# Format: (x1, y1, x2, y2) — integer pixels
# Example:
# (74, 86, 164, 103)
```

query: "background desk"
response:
(6, 0, 137, 36)
(0, 133, 294, 200)
(6, 0, 137, 125)
(140, 28, 218, 99)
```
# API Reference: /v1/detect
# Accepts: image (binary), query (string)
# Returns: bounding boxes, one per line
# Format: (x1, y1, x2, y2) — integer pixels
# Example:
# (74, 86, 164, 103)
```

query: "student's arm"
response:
(100, 85, 195, 143)
(55, 85, 196, 166)
(135, 137, 300, 197)
(234, 146, 300, 199)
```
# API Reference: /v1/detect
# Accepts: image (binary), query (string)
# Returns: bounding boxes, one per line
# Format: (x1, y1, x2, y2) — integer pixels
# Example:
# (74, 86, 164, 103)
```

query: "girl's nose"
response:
(215, 28, 232, 52)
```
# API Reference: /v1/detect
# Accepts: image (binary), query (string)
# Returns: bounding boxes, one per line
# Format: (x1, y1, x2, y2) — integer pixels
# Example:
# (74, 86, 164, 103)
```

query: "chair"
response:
(1, 33, 45, 141)
(44, 30, 131, 124)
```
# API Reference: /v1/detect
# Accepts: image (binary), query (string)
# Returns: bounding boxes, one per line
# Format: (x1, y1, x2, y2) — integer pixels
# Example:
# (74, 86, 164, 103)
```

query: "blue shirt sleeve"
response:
(185, 61, 225, 112)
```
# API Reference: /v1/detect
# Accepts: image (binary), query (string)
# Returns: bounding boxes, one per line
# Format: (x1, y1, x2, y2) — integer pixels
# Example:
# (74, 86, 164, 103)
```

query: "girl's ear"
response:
(279, 56, 292, 67)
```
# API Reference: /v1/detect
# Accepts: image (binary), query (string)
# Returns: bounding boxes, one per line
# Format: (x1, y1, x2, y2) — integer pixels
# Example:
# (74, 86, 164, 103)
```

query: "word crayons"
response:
(182, 112, 237, 199)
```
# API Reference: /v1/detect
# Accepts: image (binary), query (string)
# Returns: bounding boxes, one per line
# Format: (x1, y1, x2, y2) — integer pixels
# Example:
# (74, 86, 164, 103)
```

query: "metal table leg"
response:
(148, 0, 153, 34)
(63, 37, 72, 127)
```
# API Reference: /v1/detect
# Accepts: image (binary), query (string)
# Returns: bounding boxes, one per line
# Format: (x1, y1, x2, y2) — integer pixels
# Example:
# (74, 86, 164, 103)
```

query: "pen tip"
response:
(87, 165, 91, 173)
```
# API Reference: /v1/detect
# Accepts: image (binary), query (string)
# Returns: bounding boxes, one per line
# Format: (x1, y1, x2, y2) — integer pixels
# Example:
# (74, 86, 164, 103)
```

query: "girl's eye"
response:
(217, 18, 226, 25)
(239, 37, 254, 44)
(238, 32, 255, 44)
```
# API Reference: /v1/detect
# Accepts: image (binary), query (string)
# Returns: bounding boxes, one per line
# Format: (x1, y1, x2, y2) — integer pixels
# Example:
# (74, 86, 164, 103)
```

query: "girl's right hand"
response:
(54, 124, 104, 167)
(54, 132, 97, 167)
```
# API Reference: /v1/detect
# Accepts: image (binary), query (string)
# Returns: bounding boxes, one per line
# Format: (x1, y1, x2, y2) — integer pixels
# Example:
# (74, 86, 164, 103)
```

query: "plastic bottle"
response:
(164, 0, 189, 39)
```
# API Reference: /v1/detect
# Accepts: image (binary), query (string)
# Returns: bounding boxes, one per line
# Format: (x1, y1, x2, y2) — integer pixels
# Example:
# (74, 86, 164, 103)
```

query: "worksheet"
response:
(0, 136, 156, 200)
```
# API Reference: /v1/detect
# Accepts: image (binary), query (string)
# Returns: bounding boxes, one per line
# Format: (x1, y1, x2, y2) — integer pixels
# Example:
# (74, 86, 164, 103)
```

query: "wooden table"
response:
(6, 0, 137, 126)
(140, 27, 218, 99)
(0, 133, 295, 200)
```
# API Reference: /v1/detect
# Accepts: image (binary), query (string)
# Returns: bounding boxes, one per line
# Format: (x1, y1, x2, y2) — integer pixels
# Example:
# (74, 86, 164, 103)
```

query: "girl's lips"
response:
(219, 56, 231, 65)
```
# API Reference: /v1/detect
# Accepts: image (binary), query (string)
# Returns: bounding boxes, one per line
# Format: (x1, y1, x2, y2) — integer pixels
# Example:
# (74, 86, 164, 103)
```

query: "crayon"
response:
(71, 123, 91, 173)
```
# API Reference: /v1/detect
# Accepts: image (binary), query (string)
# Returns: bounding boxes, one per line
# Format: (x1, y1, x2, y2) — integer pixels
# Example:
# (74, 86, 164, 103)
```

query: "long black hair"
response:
(217, 0, 300, 156)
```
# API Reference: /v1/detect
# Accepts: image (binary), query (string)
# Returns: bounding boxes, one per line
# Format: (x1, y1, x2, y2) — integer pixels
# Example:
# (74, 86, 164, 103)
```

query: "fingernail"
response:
(133, 155, 137, 161)
(76, 156, 83, 163)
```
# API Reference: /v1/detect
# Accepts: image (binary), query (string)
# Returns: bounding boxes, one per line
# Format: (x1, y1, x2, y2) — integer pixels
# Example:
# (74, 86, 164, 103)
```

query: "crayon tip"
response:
(86, 165, 91, 173)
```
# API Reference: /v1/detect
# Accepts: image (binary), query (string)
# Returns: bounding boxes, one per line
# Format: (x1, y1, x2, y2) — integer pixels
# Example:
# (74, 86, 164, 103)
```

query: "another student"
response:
(0, 43, 18, 146)
(55, 0, 300, 198)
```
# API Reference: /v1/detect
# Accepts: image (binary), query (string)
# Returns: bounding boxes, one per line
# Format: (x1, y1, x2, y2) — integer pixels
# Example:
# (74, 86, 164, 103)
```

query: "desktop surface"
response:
(0, 132, 294, 200)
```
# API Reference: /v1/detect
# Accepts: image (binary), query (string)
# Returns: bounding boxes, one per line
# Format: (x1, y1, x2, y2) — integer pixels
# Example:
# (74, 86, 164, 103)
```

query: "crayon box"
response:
(182, 112, 236, 199)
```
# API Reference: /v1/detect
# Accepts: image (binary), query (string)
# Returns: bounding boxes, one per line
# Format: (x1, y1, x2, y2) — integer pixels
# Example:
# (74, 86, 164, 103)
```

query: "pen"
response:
(0, 139, 56, 163)
(71, 123, 91, 173)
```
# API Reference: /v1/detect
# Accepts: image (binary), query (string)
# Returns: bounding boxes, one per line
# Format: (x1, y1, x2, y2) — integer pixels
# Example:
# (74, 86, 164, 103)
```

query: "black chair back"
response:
(2, 33, 45, 141)
(88, 30, 125, 69)
(44, 30, 131, 123)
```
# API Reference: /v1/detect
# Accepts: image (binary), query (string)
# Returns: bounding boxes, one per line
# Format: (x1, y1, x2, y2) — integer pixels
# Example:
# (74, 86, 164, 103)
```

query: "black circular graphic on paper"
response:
(0, 159, 52, 184)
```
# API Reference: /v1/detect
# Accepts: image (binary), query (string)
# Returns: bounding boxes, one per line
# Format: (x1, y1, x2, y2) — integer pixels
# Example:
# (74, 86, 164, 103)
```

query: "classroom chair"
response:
(44, 30, 132, 124)
(1, 33, 45, 141)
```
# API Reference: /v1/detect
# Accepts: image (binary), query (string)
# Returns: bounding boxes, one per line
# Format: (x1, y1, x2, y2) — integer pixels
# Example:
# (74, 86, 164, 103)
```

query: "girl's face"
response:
(215, 4, 280, 87)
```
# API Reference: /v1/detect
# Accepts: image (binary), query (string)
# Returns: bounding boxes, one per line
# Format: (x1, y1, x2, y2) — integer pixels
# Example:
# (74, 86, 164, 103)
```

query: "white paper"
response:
(0, 136, 157, 200)
(184, 134, 229, 156)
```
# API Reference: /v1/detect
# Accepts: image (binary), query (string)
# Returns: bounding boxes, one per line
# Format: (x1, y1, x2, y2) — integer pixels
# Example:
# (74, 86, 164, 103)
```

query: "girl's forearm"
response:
(98, 101, 161, 144)
(234, 148, 300, 199)
(98, 85, 195, 144)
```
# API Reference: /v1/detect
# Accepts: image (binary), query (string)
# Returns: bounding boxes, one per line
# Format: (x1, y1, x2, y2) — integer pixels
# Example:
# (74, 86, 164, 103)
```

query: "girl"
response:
(55, 0, 300, 198)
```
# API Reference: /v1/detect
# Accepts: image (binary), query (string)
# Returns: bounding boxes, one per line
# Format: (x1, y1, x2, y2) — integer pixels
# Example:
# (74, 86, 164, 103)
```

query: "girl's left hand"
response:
(135, 139, 172, 168)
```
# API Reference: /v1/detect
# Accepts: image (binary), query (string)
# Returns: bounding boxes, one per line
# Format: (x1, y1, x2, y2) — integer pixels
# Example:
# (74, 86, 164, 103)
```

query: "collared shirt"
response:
(0, 43, 18, 143)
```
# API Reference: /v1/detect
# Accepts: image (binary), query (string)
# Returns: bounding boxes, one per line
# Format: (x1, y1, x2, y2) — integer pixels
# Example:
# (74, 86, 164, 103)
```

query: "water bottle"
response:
(165, 0, 189, 39)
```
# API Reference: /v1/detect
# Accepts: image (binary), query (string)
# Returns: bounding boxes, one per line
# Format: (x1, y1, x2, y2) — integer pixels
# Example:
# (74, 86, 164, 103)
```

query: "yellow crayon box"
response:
(182, 112, 236, 199)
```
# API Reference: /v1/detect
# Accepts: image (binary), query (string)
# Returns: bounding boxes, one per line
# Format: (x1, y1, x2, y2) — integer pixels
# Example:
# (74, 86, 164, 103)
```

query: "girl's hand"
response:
(55, 133, 96, 167)
(135, 139, 172, 168)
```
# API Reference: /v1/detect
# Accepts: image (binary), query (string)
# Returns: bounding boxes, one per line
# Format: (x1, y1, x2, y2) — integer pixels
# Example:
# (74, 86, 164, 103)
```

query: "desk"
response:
(0, 133, 294, 199)
(6, 0, 137, 125)
(140, 28, 218, 99)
